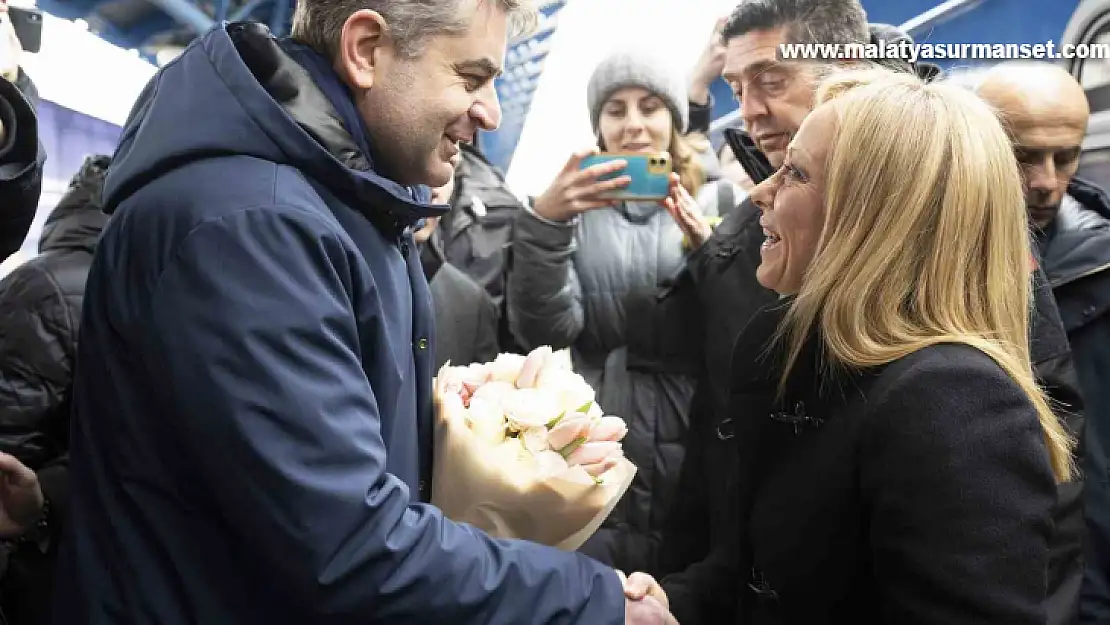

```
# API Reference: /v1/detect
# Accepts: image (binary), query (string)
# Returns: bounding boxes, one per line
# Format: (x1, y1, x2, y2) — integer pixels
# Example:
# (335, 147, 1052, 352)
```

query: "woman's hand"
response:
(531, 149, 631, 223)
(663, 173, 712, 249)
(617, 570, 670, 610)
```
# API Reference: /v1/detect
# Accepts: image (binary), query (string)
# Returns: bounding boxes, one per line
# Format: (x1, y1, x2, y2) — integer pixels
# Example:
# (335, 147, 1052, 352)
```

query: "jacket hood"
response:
(103, 22, 445, 229)
(1041, 176, 1110, 287)
(39, 154, 111, 254)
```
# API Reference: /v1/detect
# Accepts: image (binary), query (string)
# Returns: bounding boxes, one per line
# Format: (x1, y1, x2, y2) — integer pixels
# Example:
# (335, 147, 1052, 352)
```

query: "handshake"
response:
(618, 570, 679, 625)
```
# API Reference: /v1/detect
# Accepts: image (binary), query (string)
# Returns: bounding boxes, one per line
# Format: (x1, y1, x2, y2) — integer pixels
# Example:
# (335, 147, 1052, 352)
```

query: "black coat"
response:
(1039, 177, 1110, 624)
(0, 70, 46, 262)
(0, 154, 109, 625)
(659, 198, 1087, 625)
(663, 304, 1062, 625)
(420, 233, 499, 370)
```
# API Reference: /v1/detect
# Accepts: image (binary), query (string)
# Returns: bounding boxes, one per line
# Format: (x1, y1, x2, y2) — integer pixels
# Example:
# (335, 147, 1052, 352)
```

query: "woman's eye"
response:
(783, 164, 804, 182)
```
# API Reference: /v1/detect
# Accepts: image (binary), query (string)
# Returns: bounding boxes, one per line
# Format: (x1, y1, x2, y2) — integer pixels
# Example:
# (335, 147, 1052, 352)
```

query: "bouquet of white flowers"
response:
(431, 346, 636, 550)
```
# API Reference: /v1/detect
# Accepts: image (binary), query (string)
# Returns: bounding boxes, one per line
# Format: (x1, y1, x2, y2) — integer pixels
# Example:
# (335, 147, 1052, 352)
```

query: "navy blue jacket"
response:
(51, 23, 623, 625)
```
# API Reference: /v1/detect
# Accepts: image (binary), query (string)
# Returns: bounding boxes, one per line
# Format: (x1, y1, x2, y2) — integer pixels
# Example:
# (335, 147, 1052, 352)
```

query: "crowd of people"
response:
(0, 0, 1107, 623)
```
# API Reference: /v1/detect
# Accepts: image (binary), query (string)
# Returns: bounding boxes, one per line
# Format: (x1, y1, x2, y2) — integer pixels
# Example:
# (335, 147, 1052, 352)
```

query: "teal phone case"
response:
(579, 152, 671, 200)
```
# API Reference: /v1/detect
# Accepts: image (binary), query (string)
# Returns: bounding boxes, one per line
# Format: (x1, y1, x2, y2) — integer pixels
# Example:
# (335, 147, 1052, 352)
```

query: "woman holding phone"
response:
(506, 46, 715, 576)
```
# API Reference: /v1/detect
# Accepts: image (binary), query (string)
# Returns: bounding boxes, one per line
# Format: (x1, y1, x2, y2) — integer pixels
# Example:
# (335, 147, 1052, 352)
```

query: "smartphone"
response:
(579, 152, 671, 201)
(8, 6, 42, 54)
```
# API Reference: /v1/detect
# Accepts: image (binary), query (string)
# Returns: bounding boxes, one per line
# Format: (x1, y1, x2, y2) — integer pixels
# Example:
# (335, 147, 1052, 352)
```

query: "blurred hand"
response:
(689, 17, 728, 104)
(625, 596, 678, 625)
(0, 8, 21, 84)
(531, 149, 630, 223)
(662, 173, 712, 250)
(0, 452, 43, 538)
(622, 571, 669, 610)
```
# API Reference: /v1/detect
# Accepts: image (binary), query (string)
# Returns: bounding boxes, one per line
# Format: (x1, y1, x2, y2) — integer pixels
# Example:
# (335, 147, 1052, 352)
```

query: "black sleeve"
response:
(0, 263, 74, 469)
(660, 470, 741, 625)
(0, 72, 45, 261)
(687, 96, 713, 136)
(861, 348, 1058, 625)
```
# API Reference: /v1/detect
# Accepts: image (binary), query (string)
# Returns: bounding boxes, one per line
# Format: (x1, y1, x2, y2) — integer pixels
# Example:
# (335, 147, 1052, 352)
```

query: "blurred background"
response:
(14, 0, 1110, 247)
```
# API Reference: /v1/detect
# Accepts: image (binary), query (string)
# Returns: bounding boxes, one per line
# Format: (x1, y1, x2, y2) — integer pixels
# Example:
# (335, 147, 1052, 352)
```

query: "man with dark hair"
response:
(50, 1, 672, 623)
(654, 2, 1086, 624)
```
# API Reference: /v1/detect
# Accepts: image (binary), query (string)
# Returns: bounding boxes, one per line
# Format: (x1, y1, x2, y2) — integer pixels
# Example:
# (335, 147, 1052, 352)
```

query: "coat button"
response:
(716, 417, 735, 440)
(1084, 305, 1097, 318)
(416, 337, 428, 350)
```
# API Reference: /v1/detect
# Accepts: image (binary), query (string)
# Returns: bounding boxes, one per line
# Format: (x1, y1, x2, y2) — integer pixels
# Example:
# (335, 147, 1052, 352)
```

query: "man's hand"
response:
(0, 452, 43, 537)
(622, 571, 669, 609)
(689, 17, 728, 105)
(625, 596, 678, 625)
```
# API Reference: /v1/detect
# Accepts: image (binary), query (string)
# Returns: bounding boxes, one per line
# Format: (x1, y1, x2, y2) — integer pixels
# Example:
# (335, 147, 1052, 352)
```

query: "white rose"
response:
(471, 380, 516, 408)
(488, 353, 527, 384)
(501, 387, 564, 430)
(465, 397, 506, 445)
(536, 368, 596, 414)
(521, 426, 551, 453)
(516, 346, 553, 389)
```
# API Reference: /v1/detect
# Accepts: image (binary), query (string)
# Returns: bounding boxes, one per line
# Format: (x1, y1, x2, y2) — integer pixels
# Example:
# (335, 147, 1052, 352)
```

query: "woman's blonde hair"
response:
(776, 68, 1075, 482)
(670, 129, 708, 195)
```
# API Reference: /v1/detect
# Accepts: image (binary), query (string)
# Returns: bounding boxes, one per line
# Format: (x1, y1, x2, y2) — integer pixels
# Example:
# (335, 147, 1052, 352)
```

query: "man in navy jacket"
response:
(52, 2, 669, 623)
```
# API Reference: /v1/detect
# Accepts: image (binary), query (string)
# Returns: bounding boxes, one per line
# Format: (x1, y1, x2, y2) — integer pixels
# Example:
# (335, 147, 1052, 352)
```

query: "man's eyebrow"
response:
(455, 58, 502, 78)
(723, 59, 778, 81)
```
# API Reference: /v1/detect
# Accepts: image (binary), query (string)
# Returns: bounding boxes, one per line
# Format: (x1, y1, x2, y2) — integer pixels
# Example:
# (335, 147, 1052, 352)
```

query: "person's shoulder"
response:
(875, 342, 1014, 392)
(864, 342, 1033, 427)
(115, 157, 342, 246)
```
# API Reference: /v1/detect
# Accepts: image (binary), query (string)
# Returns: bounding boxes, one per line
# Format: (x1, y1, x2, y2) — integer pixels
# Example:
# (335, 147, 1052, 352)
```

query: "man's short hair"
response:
(721, 0, 869, 48)
(292, 0, 537, 61)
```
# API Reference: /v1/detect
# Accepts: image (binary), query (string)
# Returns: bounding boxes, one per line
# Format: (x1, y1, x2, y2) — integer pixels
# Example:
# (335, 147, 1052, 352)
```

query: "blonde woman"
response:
(625, 69, 1077, 624)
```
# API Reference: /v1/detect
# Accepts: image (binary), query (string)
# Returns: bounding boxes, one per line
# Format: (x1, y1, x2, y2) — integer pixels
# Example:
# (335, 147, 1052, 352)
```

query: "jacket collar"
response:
(1038, 176, 1110, 287)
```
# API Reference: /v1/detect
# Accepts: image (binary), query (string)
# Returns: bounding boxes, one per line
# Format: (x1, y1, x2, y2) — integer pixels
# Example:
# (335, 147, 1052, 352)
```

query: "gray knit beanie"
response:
(587, 47, 689, 135)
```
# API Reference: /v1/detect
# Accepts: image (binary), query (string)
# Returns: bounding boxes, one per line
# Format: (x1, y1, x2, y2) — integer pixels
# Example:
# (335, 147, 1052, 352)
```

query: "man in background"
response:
(977, 61, 1110, 625)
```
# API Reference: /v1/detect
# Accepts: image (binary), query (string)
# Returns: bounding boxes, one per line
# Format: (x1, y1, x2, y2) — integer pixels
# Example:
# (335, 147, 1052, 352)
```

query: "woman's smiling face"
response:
(749, 103, 835, 295)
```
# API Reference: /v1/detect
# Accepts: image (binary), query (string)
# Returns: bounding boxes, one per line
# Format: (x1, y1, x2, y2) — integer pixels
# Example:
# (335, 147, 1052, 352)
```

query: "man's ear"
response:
(335, 9, 390, 90)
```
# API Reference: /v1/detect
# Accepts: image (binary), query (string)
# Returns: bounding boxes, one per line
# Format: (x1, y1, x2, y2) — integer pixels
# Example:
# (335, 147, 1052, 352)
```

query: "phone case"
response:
(8, 7, 42, 54)
(580, 152, 671, 201)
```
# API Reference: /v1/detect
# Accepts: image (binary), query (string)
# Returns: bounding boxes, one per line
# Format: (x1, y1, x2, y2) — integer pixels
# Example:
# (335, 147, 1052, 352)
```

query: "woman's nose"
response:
(748, 171, 779, 212)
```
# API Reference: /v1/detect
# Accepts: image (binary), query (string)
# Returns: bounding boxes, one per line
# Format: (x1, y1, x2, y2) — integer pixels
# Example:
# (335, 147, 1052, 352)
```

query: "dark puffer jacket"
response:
(0, 153, 110, 625)
(1037, 177, 1110, 625)
(507, 201, 704, 575)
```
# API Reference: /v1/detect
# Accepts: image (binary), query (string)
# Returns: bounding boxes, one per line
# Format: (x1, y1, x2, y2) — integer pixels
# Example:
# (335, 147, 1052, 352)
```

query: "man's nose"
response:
(472, 88, 501, 132)
(1025, 157, 1058, 193)
(740, 89, 769, 126)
